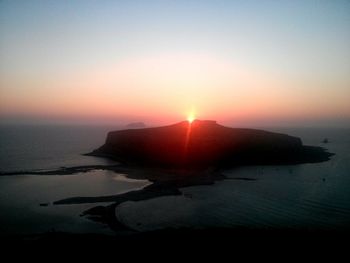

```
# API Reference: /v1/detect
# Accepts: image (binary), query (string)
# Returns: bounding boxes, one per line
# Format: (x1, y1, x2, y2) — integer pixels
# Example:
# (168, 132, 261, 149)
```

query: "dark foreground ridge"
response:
(87, 120, 333, 168)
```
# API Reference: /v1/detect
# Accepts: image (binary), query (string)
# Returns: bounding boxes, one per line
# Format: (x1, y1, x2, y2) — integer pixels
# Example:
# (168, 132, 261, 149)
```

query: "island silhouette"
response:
(0, 120, 334, 238)
(87, 120, 332, 168)
(48, 120, 335, 233)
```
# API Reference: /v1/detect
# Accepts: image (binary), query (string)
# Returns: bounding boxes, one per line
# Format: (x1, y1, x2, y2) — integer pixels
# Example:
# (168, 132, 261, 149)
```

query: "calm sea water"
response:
(0, 125, 117, 172)
(0, 125, 349, 236)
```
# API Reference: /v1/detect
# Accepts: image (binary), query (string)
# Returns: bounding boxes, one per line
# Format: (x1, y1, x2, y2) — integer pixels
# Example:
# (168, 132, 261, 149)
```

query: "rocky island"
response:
(87, 120, 332, 169)
(53, 120, 334, 232)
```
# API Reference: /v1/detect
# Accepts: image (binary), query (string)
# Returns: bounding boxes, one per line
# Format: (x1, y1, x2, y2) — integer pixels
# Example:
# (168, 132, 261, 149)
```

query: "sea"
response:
(0, 125, 349, 237)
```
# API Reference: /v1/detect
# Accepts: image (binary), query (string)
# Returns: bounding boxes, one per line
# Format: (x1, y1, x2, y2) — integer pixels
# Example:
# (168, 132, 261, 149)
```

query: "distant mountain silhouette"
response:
(125, 122, 146, 129)
(87, 120, 333, 168)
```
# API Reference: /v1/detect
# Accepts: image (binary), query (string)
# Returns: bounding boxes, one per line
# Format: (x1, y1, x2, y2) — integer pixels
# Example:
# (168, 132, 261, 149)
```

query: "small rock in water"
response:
(39, 203, 49, 206)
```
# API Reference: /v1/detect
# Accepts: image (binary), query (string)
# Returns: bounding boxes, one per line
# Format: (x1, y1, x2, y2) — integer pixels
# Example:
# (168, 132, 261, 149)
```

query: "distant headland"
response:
(125, 122, 146, 129)
(87, 120, 333, 169)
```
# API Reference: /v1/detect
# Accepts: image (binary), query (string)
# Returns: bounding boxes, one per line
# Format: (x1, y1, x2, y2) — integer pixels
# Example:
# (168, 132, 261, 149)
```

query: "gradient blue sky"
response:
(1, 0, 349, 126)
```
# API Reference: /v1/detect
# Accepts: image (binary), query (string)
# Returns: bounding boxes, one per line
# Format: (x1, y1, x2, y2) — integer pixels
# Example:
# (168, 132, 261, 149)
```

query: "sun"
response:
(187, 111, 196, 123)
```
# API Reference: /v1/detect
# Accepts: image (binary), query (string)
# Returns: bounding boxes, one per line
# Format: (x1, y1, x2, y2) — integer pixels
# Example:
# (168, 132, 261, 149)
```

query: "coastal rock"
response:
(88, 120, 333, 168)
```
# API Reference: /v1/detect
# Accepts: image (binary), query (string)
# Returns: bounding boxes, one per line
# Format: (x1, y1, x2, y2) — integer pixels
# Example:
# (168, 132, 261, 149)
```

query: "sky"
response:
(0, 0, 349, 126)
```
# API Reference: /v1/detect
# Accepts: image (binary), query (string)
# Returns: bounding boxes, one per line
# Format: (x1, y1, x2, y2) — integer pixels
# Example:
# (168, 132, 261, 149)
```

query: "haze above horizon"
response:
(1, 0, 349, 126)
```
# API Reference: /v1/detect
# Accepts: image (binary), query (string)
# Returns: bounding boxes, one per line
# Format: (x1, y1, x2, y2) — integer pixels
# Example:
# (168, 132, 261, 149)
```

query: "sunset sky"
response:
(1, 0, 349, 126)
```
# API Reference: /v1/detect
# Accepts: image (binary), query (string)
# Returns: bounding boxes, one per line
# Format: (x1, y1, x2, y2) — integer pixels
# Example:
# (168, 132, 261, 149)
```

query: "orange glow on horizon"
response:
(1, 52, 349, 126)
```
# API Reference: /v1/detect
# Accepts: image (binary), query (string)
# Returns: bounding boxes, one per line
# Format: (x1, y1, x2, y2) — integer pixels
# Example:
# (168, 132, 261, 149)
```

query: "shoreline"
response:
(0, 164, 127, 176)
(0, 138, 336, 235)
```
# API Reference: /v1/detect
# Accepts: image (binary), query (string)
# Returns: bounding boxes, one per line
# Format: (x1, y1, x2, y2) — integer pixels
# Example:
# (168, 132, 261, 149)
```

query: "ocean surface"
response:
(0, 125, 349, 237)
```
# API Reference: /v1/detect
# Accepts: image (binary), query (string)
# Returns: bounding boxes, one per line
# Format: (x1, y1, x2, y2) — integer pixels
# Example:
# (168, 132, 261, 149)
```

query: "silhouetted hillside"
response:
(88, 120, 333, 168)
